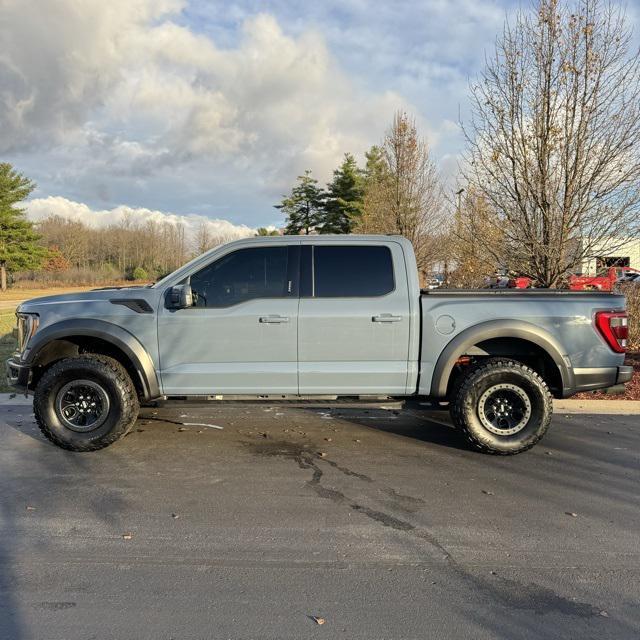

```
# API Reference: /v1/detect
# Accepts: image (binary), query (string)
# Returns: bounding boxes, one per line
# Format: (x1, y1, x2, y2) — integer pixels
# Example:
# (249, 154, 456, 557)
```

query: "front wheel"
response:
(34, 356, 139, 451)
(450, 358, 553, 455)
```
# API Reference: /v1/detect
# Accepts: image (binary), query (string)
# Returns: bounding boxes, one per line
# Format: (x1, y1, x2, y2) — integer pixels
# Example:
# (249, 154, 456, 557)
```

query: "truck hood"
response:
(17, 286, 155, 313)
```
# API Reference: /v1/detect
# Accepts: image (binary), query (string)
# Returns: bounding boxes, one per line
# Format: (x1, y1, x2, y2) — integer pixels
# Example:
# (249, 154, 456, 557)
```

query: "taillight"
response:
(595, 311, 628, 353)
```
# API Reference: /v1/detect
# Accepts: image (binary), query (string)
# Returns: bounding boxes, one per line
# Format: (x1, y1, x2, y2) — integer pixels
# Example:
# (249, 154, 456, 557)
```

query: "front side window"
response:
(313, 245, 394, 297)
(189, 246, 290, 307)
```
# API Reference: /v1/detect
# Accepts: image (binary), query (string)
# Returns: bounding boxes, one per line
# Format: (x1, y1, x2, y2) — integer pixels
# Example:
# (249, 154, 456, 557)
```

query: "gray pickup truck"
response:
(7, 235, 632, 454)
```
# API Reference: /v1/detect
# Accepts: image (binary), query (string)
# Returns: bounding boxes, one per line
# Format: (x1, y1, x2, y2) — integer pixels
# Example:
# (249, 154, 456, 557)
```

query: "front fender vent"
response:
(110, 299, 153, 314)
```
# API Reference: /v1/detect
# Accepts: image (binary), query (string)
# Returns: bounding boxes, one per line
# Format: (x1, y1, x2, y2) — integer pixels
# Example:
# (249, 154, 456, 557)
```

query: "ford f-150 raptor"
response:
(6, 235, 632, 454)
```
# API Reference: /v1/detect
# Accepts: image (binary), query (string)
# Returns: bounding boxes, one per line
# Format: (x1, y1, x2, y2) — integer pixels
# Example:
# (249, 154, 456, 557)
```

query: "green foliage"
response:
(275, 170, 325, 235)
(255, 227, 279, 236)
(0, 163, 46, 275)
(132, 266, 148, 281)
(363, 145, 388, 184)
(319, 153, 365, 234)
(0, 311, 17, 391)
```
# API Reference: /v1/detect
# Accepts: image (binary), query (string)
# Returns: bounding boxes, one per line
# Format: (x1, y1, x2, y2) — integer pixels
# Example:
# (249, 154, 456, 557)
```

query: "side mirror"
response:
(168, 284, 193, 309)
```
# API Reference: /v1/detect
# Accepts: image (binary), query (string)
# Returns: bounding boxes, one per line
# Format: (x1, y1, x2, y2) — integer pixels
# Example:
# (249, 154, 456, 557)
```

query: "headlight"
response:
(16, 313, 39, 353)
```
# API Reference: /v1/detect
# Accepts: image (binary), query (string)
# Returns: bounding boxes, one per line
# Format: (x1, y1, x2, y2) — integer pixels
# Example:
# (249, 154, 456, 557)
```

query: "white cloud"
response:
(0, 0, 413, 198)
(24, 196, 256, 243)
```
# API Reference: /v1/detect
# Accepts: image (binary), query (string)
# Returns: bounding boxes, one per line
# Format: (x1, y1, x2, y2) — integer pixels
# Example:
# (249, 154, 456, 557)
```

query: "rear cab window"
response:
(301, 245, 395, 297)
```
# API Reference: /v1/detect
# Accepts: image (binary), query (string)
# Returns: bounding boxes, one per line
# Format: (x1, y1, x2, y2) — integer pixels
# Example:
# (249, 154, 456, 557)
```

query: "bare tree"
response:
(358, 111, 446, 276)
(463, 0, 640, 287)
(194, 221, 215, 256)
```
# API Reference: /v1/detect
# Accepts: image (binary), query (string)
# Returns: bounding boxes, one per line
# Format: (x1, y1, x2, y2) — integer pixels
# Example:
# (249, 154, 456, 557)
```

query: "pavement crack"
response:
(349, 504, 415, 532)
(297, 453, 346, 503)
(321, 458, 373, 482)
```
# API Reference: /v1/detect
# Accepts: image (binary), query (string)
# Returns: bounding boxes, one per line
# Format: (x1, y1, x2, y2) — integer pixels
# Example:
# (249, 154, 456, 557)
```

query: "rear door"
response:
(298, 241, 411, 395)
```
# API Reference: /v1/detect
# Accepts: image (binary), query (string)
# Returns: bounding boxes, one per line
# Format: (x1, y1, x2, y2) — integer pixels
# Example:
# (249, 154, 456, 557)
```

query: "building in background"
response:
(582, 238, 640, 274)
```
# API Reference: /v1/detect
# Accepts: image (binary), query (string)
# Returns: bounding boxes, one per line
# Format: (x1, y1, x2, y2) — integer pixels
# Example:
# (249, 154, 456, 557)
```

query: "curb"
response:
(554, 398, 640, 415)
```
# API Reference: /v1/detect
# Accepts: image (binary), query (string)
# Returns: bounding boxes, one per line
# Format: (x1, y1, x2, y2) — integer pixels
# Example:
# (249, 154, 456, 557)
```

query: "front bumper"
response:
(6, 357, 31, 393)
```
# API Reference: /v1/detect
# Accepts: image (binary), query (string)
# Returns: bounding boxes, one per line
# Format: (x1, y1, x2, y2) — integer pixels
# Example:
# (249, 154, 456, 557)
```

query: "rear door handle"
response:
(259, 315, 290, 323)
(372, 314, 402, 323)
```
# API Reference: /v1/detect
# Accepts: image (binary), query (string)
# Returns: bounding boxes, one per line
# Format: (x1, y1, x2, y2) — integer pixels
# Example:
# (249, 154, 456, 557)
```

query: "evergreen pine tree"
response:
(275, 170, 324, 235)
(319, 153, 364, 234)
(0, 163, 46, 290)
(363, 146, 388, 185)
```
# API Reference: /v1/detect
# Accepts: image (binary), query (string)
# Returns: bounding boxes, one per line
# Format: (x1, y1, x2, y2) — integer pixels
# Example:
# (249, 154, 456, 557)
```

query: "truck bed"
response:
(417, 288, 626, 398)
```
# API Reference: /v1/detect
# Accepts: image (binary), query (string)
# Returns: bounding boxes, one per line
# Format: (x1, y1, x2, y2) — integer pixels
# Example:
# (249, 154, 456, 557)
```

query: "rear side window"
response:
(313, 245, 394, 297)
(189, 246, 290, 307)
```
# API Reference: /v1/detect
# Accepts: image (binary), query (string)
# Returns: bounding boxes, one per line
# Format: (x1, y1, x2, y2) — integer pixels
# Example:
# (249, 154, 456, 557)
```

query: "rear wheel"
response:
(34, 356, 139, 451)
(450, 358, 553, 455)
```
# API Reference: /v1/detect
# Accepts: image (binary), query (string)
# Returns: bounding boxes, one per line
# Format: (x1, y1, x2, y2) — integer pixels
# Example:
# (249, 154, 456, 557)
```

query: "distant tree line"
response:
(34, 214, 191, 283)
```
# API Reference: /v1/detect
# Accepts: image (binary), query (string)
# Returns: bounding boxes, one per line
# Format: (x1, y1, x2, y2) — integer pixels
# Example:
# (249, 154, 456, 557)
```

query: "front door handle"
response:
(259, 315, 290, 323)
(372, 314, 402, 323)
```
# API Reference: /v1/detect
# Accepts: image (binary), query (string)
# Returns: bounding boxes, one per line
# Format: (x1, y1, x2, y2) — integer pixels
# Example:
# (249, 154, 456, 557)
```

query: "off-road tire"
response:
(34, 355, 139, 452)
(450, 358, 553, 455)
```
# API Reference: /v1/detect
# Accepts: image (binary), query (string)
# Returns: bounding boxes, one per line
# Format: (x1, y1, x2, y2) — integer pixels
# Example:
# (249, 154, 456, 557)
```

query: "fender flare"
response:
(25, 319, 161, 400)
(430, 319, 573, 398)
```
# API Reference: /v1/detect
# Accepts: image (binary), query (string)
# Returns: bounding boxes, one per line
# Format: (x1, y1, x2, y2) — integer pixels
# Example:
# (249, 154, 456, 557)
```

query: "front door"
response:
(298, 242, 411, 395)
(158, 244, 299, 395)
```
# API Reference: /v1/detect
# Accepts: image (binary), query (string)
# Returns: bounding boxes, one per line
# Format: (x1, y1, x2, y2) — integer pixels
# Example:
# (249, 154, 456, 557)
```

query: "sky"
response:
(1, 0, 637, 238)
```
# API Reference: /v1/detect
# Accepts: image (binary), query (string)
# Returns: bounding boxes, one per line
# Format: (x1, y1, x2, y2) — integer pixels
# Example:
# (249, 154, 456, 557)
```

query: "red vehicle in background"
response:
(513, 276, 533, 289)
(569, 266, 640, 291)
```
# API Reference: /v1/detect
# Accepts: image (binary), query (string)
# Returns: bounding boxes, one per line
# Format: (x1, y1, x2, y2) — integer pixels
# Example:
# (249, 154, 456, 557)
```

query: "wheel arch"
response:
(25, 319, 161, 401)
(430, 320, 573, 399)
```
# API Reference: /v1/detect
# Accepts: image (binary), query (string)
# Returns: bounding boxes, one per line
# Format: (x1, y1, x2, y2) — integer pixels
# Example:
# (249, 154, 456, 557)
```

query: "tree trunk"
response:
(0, 263, 6, 291)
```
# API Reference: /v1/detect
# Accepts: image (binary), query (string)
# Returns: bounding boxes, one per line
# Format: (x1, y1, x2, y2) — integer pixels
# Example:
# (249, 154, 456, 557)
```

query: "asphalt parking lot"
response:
(0, 400, 639, 640)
